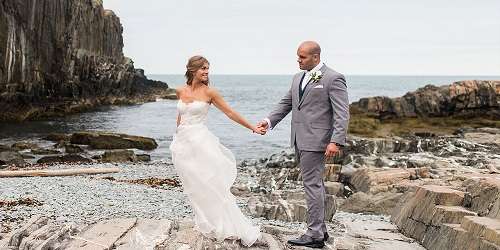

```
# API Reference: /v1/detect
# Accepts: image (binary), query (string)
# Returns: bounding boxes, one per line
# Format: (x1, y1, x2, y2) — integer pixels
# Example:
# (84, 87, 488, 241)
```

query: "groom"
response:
(258, 41, 349, 248)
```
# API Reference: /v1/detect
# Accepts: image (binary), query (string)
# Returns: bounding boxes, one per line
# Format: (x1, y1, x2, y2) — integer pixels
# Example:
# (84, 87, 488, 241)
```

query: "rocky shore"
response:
(0, 131, 159, 168)
(0, 159, 425, 249)
(1, 126, 498, 249)
(1, 79, 499, 249)
(0, 0, 174, 122)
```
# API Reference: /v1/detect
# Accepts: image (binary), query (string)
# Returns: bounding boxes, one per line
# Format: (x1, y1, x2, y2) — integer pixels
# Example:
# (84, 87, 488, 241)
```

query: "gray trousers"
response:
(295, 144, 327, 239)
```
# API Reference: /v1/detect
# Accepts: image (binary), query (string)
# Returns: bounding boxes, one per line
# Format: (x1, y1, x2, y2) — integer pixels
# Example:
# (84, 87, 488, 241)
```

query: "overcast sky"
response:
(104, 0, 500, 75)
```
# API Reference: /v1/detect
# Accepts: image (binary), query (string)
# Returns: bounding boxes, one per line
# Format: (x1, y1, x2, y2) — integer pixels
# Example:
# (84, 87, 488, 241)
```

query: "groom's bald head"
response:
(299, 41, 321, 55)
(297, 41, 321, 70)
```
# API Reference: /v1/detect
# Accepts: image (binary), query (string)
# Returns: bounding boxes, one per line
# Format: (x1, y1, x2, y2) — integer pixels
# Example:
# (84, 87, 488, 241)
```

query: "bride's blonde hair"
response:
(185, 56, 210, 86)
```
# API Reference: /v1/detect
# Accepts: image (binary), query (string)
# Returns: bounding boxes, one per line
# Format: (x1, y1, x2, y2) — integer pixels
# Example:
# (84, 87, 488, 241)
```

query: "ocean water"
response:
(0, 75, 498, 161)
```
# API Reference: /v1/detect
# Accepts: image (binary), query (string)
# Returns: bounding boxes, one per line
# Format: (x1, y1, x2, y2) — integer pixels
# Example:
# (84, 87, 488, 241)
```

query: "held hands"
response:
(255, 120, 269, 135)
(252, 125, 266, 135)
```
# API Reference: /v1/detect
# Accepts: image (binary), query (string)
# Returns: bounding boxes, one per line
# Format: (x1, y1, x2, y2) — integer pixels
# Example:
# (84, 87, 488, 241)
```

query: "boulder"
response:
(0, 144, 13, 152)
(71, 131, 158, 150)
(340, 191, 403, 215)
(349, 167, 430, 194)
(65, 144, 84, 154)
(136, 154, 151, 162)
(462, 174, 500, 219)
(0, 151, 26, 167)
(100, 150, 137, 163)
(161, 88, 178, 100)
(248, 189, 337, 222)
(264, 150, 296, 168)
(30, 148, 61, 155)
(21, 154, 36, 159)
(324, 181, 344, 197)
(11, 142, 39, 151)
(52, 140, 69, 149)
(464, 131, 500, 146)
(37, 154, 93, 164)
(43, 133, 71, 142)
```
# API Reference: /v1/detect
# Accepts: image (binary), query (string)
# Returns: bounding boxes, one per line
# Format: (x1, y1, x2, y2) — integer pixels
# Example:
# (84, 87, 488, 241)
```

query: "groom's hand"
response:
(256, 121, 269, 134)
(252, 126, 266, 135)
(325, 143, 340, 158)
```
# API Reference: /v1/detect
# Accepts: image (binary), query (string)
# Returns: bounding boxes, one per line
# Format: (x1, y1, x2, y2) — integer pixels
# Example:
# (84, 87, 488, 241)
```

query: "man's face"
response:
(297, 47, 317, 71)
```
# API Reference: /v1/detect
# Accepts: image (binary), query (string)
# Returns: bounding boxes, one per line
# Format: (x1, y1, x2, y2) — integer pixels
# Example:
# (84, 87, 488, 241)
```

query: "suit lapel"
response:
(298, 79, 314, 107)
(298, 65, 326, 107)
(294, 72, 305, 105)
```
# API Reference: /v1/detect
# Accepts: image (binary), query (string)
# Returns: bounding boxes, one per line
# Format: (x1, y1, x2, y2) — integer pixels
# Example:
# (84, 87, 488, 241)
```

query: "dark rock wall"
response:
(0, 0, 168, 121)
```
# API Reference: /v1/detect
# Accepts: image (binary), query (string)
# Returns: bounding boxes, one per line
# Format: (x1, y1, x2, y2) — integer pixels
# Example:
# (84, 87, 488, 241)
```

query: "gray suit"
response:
(267, 64, 349, 238)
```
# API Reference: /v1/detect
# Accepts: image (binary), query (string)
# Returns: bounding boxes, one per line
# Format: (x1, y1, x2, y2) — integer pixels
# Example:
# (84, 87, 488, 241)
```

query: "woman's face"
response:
(194, 63, 209, 82)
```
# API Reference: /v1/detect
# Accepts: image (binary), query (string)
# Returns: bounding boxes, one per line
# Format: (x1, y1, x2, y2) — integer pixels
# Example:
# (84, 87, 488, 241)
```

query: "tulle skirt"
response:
(169, 123, 261, 246)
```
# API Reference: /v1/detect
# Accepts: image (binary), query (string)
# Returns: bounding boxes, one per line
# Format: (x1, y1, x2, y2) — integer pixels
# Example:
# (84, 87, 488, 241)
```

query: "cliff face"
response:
(351, 80, 500, 119)
(0, 0, 168, 121)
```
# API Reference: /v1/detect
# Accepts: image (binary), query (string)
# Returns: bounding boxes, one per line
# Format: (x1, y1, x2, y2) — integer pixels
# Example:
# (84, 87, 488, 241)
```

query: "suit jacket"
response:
(267, 64, 349, 151)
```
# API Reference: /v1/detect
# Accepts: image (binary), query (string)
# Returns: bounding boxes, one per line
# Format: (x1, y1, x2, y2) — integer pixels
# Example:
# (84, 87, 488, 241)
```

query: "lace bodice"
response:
(177, 100, 210, 126)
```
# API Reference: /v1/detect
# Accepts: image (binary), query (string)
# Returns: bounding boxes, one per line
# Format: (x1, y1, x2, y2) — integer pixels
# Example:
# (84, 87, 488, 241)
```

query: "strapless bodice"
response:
(177, 100, 210, 126)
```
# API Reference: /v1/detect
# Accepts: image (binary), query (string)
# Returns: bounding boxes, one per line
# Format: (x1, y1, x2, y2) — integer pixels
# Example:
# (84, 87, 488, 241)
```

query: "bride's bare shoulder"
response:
(176, 85, 188, 96)
(205, 86, 219, 95)
(205, 86, 222, 99)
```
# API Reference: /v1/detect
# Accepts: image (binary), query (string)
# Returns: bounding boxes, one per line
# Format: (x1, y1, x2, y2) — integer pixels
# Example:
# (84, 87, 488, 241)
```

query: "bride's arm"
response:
(208, 88, 263, 134)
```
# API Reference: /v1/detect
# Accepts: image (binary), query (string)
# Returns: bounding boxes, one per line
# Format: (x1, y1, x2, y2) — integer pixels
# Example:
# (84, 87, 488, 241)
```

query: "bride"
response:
(169, 56, 264, 246)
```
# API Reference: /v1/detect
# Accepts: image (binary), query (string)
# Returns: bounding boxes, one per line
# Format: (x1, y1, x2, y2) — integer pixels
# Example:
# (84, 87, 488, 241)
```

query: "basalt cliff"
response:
(0, 0, 169, 122)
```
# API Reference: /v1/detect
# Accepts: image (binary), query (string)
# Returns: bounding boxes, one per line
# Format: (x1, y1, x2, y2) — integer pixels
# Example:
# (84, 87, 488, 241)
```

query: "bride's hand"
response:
(252, 126, 266, 135)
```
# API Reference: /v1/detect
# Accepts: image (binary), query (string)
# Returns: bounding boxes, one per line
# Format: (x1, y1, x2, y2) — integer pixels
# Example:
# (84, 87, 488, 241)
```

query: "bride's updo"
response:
(185, 56, 210, 86)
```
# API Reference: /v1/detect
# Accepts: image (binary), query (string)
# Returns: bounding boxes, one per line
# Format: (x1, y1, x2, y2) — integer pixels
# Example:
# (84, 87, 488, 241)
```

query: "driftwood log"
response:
(0, 168, 120, 178)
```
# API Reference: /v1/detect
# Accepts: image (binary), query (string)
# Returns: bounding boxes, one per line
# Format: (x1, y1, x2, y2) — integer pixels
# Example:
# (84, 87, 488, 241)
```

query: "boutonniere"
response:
(310, 70, 323, 83)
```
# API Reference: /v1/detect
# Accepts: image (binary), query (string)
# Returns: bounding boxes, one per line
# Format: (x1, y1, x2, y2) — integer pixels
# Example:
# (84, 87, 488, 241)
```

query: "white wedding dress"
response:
(169, 100, 261, 246)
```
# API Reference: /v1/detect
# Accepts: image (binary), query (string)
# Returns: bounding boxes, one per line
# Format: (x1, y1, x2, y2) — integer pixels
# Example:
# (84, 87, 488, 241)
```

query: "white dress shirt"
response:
(264, 62, 324, 129)
(301, 61, 324, 90)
